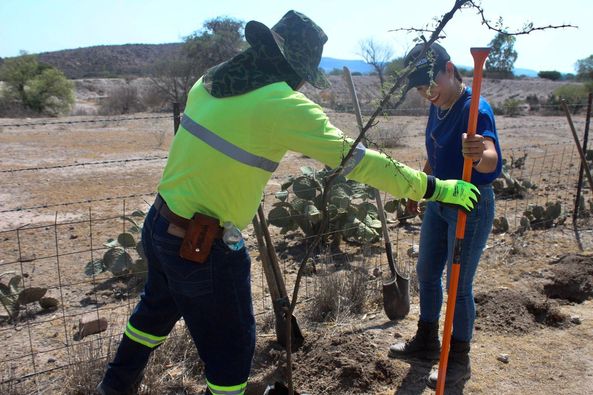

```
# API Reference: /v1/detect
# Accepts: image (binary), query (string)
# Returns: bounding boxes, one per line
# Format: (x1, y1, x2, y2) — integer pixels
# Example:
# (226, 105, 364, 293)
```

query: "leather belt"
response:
(154, 194, 223, 239)
(154, 194, 190, 227)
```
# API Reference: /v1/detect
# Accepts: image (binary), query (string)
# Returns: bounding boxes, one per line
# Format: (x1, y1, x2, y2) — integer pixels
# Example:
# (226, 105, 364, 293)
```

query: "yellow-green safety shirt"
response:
(158, 79, 428, 230)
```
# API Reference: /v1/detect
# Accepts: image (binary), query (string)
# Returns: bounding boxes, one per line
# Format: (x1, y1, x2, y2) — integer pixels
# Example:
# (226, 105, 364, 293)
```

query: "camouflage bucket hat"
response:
(245, 10, 331, 89)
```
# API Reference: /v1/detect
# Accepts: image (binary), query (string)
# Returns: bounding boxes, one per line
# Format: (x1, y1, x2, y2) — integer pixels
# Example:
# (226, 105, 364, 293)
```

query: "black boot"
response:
(97, 335, 151, 394)
(388, 320, 441, 361)
(426, 338, 471, 389)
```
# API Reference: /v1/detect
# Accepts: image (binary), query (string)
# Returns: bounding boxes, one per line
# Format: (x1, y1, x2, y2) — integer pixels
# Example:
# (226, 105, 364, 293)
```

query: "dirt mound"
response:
(290, 332, 406, 394)
(475, 288, 569, 335)
(544, 254, 593, 303)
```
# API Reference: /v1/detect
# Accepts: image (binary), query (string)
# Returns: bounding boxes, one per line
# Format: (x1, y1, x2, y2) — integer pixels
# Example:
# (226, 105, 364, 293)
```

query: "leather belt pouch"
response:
(179, 212, 221, 263)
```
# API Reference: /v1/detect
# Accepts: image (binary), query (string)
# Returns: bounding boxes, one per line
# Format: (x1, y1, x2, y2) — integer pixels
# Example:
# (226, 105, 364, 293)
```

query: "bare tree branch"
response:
(389, 27, 438, 34)
(359, 38, 394, 94)
(467, 0, 577, 36)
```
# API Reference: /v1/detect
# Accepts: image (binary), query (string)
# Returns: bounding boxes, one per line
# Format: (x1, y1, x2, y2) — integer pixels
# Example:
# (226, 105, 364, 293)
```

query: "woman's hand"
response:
(462, 133, 498, 173)
(406, 199, 420, 216)
(462, 133, 485, 163)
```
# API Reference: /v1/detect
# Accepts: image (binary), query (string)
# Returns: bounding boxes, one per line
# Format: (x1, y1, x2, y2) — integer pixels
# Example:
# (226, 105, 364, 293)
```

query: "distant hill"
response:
(458, 64, 538, 78)
(319, 58, 374, 74)
(32, 45, 375, 78)
(36, 43, 182, 79)
(513, 68, 538, 78)
(7, 43, 540, 79)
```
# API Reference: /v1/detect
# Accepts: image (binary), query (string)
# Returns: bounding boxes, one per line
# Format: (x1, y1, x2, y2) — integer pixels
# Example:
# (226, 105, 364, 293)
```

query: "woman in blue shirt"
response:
(388, 42, 502, 390)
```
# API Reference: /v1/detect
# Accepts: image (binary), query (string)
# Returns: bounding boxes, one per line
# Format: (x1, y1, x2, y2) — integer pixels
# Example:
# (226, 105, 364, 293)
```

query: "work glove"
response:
(425, 176, 480, 213)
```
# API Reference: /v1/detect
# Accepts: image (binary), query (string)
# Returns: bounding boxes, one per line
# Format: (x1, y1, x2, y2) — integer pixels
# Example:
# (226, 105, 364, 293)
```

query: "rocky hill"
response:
(36, 43, 182, 79)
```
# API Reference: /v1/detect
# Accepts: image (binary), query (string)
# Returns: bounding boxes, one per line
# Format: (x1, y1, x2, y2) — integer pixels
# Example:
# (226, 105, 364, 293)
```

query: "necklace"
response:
(436, 83, 465, 121)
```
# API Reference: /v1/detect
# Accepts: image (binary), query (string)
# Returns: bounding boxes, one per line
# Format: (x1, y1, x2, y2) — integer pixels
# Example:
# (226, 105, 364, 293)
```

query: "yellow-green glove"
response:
(425, 176, 480, 213)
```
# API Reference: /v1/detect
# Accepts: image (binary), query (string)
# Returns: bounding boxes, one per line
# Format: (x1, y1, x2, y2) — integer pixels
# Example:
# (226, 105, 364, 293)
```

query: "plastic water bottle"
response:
(222, 222, 244, 251)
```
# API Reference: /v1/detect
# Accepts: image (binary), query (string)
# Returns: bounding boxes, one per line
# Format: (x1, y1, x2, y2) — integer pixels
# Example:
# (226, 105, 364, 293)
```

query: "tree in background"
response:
(538, 70, 562, 81)
(385, 57, 405, 80)
(359, 38, 394, 95)
(485, 32, 517, 79)
(0, 54, 74, 116)
(150, 17, 246, 106)
(576, 55, 593, 81)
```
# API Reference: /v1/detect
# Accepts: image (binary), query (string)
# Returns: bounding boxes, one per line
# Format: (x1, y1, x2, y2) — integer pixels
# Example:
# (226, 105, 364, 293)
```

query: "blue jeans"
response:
(102, 204, 255, 392)
(417, 185, 495, 342)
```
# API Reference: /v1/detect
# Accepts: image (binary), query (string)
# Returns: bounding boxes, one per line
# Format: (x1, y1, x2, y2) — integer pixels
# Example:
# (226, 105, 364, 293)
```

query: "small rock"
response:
(570, 315, 582, 325)
(372, 267, 382, 278)
(47, 357, 56, 363)
(407, 244, 420, 258)
(497, 354, 510, 364)
(393, 332, 402, 339)
(77, 314, 108, 339)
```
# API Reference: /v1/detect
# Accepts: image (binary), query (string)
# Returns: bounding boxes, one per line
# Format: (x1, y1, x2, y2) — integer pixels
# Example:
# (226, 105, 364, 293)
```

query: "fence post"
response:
(173, 102, 181, 135)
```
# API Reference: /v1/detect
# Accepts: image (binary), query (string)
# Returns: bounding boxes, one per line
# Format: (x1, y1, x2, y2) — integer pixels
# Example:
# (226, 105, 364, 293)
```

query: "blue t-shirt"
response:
(425, 87, 502, 186)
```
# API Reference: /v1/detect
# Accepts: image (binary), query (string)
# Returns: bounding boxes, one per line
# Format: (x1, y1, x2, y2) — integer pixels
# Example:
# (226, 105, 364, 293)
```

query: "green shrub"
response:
(525, 94, 540, 112)
(0, 54, 74, 116)
(23, 68, 74, 115)
(545, 84, 589, 114)
(99, 84, 146, 115)
(502, 98, 523, 117)
(491, 102, 505, 116)
(538, 70, 561, 81)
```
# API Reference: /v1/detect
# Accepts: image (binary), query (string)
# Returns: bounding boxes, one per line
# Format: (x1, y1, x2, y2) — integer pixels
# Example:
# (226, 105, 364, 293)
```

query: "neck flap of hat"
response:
(203, 45, 302, 98)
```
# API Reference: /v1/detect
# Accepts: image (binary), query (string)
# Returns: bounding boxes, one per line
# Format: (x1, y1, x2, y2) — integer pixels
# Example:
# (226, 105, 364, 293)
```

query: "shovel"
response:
(252, 205, 304, 349)
(263, 381, 310, 395)
(343, 67, 410, 320)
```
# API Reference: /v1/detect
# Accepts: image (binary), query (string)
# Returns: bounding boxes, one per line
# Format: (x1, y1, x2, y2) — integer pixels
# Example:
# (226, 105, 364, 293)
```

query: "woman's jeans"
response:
(102, 203, 255, 392)
(417, 185, 495, 342)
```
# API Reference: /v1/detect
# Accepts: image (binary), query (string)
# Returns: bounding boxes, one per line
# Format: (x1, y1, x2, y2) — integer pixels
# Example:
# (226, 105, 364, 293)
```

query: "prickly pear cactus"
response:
(492, 216, 510, 234)
(84, 209, 147, 281)
(0, 272, 54, 321)
(517, 216, 531, 234)
(493, 157, 535, 198)
(384, 198, 411, 224)
(268, 166, 382, 245)
(523, 201, 563, 229)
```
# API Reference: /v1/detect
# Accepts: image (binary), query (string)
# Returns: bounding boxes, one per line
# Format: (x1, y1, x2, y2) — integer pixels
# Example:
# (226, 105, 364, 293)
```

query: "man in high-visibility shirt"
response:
(97, 10, 480, 395)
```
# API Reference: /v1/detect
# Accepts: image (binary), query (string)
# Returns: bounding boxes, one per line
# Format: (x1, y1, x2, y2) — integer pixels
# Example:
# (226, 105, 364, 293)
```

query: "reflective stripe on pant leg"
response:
(207, 379, 247, 395)
(124, 322, 167, 348)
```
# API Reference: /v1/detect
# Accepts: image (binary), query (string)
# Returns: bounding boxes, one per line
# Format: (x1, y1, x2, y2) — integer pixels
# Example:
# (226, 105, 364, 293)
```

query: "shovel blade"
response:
(263, 381, 309, 395)
(382, 274, 410, 320)
(275, 313, 304, 350)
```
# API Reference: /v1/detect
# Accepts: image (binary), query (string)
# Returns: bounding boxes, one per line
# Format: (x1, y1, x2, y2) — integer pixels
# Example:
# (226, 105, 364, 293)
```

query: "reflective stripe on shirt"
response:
(342, 142, 366, 177)
(181, 114, 280, 173)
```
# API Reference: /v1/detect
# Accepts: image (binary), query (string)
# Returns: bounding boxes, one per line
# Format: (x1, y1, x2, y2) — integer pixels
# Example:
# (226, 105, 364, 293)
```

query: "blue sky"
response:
(0, 0, 589, 73)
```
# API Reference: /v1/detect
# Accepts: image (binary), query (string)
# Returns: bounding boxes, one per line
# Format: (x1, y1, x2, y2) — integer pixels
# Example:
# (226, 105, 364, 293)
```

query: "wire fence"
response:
(1, 112, 593, 393)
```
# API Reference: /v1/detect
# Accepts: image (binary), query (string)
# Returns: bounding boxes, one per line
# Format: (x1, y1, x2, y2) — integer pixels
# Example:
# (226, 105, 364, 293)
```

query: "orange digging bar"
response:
(435, 46, 490, 395)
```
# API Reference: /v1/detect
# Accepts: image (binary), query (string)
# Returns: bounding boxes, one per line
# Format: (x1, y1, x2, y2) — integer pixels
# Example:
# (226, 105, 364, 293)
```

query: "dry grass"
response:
(0, 366, 24, 395)
(63, 324, 204, 395)
(64, 333, 117, 395)
(308, 268, 370, 323)
(368, 122, 409, 149)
